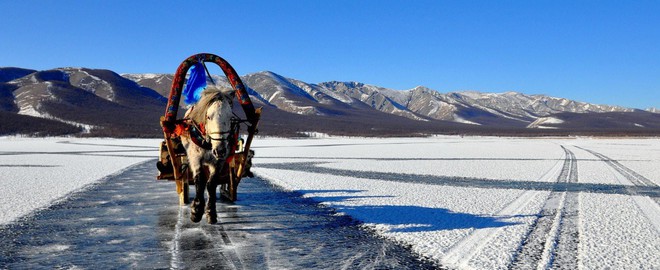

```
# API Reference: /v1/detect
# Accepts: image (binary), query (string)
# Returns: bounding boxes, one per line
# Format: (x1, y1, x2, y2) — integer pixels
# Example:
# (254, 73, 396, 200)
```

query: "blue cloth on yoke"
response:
(183, 62, 207, 105)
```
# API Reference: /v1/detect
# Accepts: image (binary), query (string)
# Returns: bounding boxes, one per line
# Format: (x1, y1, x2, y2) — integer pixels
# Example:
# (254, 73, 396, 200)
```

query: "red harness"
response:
(170, 119, 212, 150)
(173, 120, 205, 137)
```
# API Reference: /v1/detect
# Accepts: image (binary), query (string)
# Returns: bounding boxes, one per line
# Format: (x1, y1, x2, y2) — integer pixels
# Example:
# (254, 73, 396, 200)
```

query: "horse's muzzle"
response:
(212, 147, 227, 160)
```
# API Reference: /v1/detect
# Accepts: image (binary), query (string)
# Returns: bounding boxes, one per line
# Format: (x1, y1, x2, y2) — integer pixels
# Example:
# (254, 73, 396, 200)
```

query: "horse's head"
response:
(191, 87, 235, 161)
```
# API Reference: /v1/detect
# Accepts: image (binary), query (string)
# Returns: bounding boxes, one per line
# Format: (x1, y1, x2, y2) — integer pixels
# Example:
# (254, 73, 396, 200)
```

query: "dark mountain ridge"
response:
(1, 67, 658, 137)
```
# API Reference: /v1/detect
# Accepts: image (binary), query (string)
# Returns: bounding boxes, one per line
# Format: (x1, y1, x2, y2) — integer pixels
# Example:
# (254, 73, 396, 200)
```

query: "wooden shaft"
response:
(236, 107, 261, 178)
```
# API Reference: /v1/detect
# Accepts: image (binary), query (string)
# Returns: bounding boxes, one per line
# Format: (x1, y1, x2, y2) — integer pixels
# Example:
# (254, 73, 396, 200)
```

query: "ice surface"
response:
(1, 136, 658, 269)
(0, 137, 159, 225)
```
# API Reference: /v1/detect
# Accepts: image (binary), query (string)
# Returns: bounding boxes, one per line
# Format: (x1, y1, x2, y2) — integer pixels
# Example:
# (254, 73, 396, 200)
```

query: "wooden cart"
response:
(157, 53, 261, 205)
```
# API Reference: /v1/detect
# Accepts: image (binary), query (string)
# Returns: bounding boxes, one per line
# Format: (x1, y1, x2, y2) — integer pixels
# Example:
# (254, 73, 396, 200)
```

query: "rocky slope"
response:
(1, 67, 657, 137)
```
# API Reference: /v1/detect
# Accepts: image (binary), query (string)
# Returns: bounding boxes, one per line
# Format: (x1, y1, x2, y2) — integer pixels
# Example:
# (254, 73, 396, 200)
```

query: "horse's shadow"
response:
(300, 190, 521, 233)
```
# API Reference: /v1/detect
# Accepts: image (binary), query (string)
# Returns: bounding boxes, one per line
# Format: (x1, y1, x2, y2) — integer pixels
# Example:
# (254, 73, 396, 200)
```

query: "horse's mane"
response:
(186, 86, 234, 124)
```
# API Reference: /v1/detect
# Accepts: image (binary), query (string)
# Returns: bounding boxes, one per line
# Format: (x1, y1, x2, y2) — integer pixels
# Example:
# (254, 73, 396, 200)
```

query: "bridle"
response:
(175, 97, 251, 153)
(203, 113, 246, 153)
(206, 116, 238, 143)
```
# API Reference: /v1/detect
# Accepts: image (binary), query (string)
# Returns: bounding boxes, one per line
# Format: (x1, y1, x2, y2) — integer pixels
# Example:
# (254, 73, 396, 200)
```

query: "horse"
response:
(180, 87, 235, 224)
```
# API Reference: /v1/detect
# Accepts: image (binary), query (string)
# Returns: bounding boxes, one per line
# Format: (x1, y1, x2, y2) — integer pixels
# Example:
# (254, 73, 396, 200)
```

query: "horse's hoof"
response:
(190, 199, 204, 223)
(206, 213, 218, 224)
(191, 214, 203, 223)
(206, 208, 218, 224)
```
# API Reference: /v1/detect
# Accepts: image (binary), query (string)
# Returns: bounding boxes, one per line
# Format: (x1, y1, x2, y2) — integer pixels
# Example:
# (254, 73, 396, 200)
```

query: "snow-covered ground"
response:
(251, 136, 660, 269)
(1, 136, 658, 269)
(0, 137, 159, 225)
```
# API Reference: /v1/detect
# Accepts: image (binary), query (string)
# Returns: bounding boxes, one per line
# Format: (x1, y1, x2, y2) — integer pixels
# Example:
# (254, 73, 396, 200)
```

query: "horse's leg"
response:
(189, 159, 206, 223)
(205, 166, 218, 224)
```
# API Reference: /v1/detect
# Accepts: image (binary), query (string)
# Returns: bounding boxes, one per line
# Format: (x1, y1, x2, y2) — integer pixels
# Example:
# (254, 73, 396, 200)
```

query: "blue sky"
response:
(1, 1, 658, 109)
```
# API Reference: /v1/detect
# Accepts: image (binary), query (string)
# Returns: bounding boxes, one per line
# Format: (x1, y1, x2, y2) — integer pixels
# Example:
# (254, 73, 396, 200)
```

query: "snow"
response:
(250, 136, 660, 269)
(527, 116, 565, 129)
(267, 91, 280, 103)
(12, 82, 97, 133)
(471, 104, 527, 122)
(122, 73, 172, 87)
(453, 115, 482, 125)
(40, 111, 98, 133)
(313, 83, 354, 103)
(74, 69, 114, 101)
(16, 105, 44, 118)
(427, 101, 440, 115)
(580, 193, 660, 268)
(0, 137, 159, 225)
(15, 82, 54, 117)
(16, 106, 97, 133)
(1, 136, 659, 269)
(124, 73, 161, 80)
(296, 131, 333, 138)
(264, 72, 315, 101)
(391, 107, 428, 121)
(541, 117, 564, 124)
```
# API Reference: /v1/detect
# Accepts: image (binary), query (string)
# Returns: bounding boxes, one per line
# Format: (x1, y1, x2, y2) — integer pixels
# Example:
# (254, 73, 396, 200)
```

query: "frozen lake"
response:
(1, 136, 659, 269)
(253, 136, 660, 269)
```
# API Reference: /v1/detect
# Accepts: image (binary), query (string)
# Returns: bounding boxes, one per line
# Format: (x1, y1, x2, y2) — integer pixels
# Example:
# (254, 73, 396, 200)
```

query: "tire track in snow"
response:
(550, 147, 580, 270)
(258, 161, 658, 197)
(442, 147, 567, 269)
(509, 146, 579, 270)
(575, 146, 660, 231)
(576, 146, 659, 203)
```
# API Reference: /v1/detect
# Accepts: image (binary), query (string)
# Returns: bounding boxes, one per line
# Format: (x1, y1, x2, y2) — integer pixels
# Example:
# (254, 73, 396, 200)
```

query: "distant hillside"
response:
(127, 70, 660, 136)
(0, 66, 658, 137)
(0, 111, 82, 136)
(1, 67, 165, 137)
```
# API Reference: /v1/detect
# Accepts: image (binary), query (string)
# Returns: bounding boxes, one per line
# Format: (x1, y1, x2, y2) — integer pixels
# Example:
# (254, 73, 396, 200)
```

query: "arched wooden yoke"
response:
(158, 53, 262, 205)
(163, 53, 258, 125)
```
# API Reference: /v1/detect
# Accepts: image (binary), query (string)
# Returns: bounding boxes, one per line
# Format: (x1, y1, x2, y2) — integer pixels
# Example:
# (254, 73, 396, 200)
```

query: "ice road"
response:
(0, 138, 433, 269)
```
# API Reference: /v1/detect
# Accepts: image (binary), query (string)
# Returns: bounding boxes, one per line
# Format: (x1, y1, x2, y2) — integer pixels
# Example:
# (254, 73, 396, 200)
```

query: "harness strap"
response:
(198, 122, 206, 135)
(171, 119, 212, 150)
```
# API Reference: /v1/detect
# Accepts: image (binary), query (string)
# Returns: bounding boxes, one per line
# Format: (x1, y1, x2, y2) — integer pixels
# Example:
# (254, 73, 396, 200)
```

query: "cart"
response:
(157, 53, 261, 205)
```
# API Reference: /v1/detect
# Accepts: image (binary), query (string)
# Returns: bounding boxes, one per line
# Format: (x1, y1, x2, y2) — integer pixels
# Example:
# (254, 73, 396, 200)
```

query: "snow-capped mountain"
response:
(316, 81, 428, 121)
(125, 71, 642, 126)
(332, 85, 636, 126)
(1, 67, 166, 136)
(1, 67, 658, 137)
(122, 70, 658, 132)
(242, 71, 336, 116)
(121, 73, 174, 98)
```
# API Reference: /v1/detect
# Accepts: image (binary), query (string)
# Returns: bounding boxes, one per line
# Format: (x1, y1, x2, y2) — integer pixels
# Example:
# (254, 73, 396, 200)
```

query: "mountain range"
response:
(1, 67, 659, 137)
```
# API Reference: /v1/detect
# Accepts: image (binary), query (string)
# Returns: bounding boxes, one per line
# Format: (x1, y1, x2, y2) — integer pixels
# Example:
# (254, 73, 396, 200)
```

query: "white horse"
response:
(180, 87, 235, 224)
